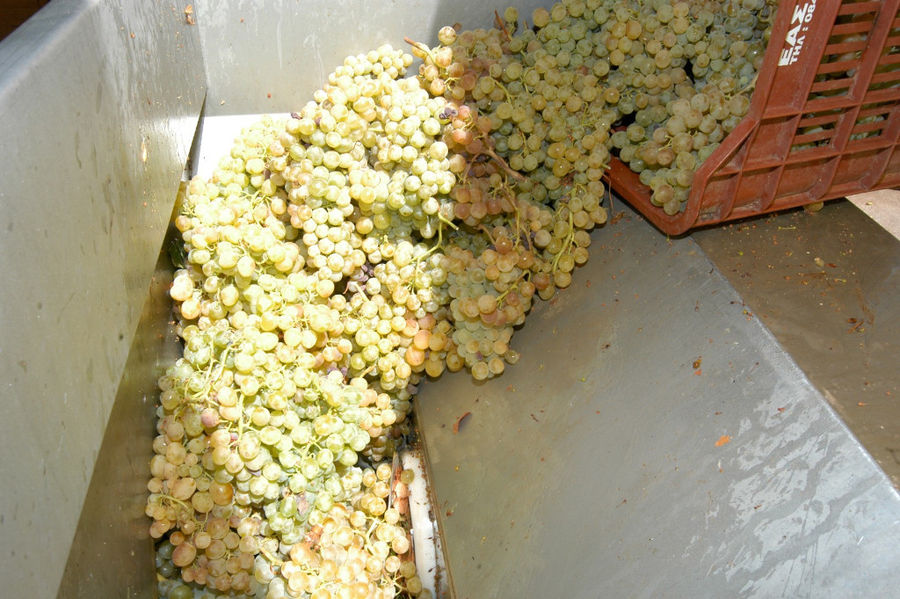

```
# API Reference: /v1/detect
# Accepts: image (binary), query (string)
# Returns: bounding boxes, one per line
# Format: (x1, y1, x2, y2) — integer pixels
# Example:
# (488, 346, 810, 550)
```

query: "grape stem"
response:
(491, 78, 515, 104)
(437, 211, 459, 231)
(410, 216, 451, 287)
(551, 206, 575, 275)
(346, 280, 369, 300)
(259, 545, 283, 567)
(157, 493, 193, 513)
(495, 177, 529, 249)
(202, 344, 233, 406)
(403, 37, 436, 64)
(519, 68, 537, 96)
(482, 147, 526, 182)
(493, 10, 512, 42)
(477, 225, 497, 246)
(495, 276, 525, 307)
(738, 73, 759, 95)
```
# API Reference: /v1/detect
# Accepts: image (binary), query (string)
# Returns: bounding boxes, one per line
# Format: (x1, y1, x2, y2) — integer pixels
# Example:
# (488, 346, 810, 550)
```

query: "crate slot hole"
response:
(870, 69, 900, 88)
(798, 109, 843, 129)
(811, 27, 868, 100)
(817, 58, 864, 75)
(883, 22, 900, 52)
(857, 100, 897, 119)
(851, 119, 886, 138)
(831, 19, 875, 37)
(882, 28, 900, 55)
(830, 7, 876, 37)
(863, 86, 900, 104)
(837, 1, 882, 16)
(868, 38, 900, 91)
(869, 69, 900, 89)
(811, 6, 882, 100)
(810, 77, 854, 95)
(825, 9, 874, 45)
(823, 39, 869, 57)
(790, 109, 842, 153)
(887, 30, 900, 47)
(794, 128, 835, 145)
(849, 101, 894, 141)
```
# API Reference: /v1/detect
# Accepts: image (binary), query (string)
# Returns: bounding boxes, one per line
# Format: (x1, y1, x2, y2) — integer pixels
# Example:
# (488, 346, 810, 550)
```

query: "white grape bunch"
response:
(150, 1, 778, 596)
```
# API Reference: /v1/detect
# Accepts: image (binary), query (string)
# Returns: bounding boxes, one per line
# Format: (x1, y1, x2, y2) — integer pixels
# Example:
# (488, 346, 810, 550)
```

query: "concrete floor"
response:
(848, 190, 900, 241)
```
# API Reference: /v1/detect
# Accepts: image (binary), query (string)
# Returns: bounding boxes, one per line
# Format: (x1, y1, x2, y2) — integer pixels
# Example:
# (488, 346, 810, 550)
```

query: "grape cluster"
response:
(150, 47, 438, 599)
(419, 0, 775, 215)
(149, 1, 780, 596)
(601, 0, 773, 213)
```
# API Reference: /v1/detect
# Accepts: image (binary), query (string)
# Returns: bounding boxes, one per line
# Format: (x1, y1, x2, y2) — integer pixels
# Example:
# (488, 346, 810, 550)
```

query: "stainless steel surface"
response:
(416, 208, 900, 597)
(0, 1, 205, 595)
(193, 0, 549, 116)
(193, 113, 275, 178)
(57, 245, 180, 598)
(2, 0, 897, 595)
(694, 201, 900, 487)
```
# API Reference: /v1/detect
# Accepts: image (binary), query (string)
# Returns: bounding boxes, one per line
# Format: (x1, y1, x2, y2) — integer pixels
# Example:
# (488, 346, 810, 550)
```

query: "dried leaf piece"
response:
(715, 435, 731, 447)
(453, 411, 471, 434)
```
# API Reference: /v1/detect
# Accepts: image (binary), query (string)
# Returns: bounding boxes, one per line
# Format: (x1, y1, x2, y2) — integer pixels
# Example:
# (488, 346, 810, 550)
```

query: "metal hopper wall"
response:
(0, 2, 898, 597)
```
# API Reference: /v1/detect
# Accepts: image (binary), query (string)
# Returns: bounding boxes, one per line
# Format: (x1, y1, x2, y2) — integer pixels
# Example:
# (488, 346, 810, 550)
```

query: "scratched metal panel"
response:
(693, 202, 900, 487)
(193, 0, 549, 116)
(416, 209, 900, 597)
(0, 1, 205, 596)
(57, 246, 182, 598)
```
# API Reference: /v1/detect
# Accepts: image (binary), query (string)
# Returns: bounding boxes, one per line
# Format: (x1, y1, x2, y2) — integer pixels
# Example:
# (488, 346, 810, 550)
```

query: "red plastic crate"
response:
(608, 0, 900, 235)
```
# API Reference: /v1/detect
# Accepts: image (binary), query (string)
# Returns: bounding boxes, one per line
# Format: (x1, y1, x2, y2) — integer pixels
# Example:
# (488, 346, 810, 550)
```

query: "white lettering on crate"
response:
(779, 0, 817, 66)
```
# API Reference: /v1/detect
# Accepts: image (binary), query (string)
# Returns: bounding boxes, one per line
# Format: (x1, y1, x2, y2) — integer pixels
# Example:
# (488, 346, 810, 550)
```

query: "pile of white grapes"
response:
(148, 1, 776, 597)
